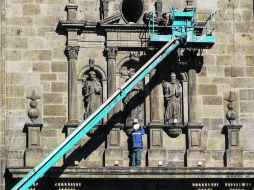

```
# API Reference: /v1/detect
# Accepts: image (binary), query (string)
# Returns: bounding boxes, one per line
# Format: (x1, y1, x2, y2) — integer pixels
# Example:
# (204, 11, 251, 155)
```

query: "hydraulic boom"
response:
(12, 37, 180, 190)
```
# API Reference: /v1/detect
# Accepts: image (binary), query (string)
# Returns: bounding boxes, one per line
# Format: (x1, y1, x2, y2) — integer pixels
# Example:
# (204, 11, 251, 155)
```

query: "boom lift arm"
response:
(12, 37, 181, 190)
(12, 6, 215, 189)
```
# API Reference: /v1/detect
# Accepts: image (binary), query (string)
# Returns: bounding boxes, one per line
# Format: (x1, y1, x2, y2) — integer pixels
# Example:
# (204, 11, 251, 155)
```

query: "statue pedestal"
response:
(63, 123, 80, 166)
(105, 127, 126, 166)
(224, 125, 243, 167)
(147, 122, 167, 167)
(24, 123, 43, 167)
(186, 123, 206, 167)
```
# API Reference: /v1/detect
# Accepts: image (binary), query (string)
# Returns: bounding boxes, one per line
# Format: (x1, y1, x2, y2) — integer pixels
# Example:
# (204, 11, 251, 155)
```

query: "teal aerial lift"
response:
(12, 6, 214, 190)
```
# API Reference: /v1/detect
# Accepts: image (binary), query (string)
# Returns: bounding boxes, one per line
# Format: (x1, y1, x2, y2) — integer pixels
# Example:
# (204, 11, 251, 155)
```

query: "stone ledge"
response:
(7, 167, 254, 179)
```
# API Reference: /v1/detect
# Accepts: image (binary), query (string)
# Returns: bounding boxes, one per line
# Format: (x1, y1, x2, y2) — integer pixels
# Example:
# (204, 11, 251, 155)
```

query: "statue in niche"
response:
(123, 69, 143, 123)
(82, 70, 102, 119)
(162, 72, 182, 125)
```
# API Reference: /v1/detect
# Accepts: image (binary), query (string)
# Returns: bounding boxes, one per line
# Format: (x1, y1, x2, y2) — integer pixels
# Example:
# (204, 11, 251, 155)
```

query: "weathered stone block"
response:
(210, 118, 224, 130)
(25, 148, 43, 167)
(32, 62, 50, 72)
(225, 149, 243, 167)
(245, 67, 254, 77)
(43, 93, 62, 104)
(6, 38, 28, 49)
(7, 26, 35, 37)
(41, 137, 58, 149)
(23, 50, 52, 61)
(51, 82, 67, 92)
(245, 56, 254, 66)
(34, 16, 57, 26)
(40, 73, 57, 81)
(105, 148, 124, 167)
(239, 89, 254, 100)
(6, 50, 22, 61)
(240, 102, 254, 113)
(7, 17, 33, 26)
(43, 117, 66, 128)
(36, 26, 55, 36)
(166, 150, 185, 167)
(43, 105, 66, 116)
(51, 62, 67, 72)
(225, 67, 244, 77)
(23, 4, 40, 16)
(203, 96, 222, 105)
(41, 128, 57, 137)
(6, 98, 25, 109)
(186, 150, 207, 167)
(148, 149, 167, 167)
(206, 150, 224, 167)
(6, 86, 25, 97)
(198, 85, 217, 95)
(216, 55, 232, 66)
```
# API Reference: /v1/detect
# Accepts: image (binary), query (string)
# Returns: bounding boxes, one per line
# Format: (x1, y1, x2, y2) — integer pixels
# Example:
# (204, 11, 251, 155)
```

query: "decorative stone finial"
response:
(27, 90, 40, 123)
(225, 91, 237, 125)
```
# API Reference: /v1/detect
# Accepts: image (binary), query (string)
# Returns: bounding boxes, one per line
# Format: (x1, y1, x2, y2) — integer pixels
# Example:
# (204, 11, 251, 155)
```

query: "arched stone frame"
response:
(77, 65, 107, 122)
(120, 0, 145, 24)
(116, 55, 146, 125)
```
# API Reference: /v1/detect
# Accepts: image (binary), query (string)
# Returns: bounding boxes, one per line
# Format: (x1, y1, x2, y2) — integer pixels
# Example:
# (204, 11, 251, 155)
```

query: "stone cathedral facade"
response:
(0, 0, 254, 189)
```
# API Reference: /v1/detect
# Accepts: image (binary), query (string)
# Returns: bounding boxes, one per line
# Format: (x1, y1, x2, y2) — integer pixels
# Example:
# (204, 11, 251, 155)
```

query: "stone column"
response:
(155, 0, 163, 19)
(64, 46, 80, 165)
(65, 46, 80, 125)
(186, 49, 206, 167)
(104, 47, 118, 121)
(148, 68, 166, 167)
(104, 47, 123, 166)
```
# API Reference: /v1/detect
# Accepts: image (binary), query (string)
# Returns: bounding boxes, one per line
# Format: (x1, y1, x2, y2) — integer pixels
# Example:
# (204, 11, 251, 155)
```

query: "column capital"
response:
(65, 46, 80, 60)
(104, 47, 118, 59)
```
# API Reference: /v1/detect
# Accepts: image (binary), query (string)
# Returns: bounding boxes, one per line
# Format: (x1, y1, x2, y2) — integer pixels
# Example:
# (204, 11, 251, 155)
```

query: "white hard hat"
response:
(133, 123, 140, 131)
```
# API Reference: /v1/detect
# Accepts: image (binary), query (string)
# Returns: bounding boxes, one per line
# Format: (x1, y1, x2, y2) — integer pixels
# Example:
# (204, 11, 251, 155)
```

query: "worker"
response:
(162, 12, 172, 26)
(128, 119, 145, 166)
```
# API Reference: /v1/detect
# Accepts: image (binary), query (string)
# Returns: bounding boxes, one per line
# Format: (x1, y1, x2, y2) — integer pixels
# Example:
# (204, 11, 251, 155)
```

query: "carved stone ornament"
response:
(65, 46, 80, 60)
(225, 91, 237, 125)
(104, 47, 118, 59)
(27, 90, 40, 123)
(164, 124, 183, 138)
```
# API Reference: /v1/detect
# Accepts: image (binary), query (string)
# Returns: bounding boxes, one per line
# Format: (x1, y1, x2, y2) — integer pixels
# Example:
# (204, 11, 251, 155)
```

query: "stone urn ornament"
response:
(225, 91, 236, 125)
(27, 90, 40, 123)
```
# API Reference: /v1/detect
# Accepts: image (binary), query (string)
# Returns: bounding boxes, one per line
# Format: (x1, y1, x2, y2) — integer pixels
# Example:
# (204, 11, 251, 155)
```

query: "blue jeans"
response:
(132, 148, 142, 166)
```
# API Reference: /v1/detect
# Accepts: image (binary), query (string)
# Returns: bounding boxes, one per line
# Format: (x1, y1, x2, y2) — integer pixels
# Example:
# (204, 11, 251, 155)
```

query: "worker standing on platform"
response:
(128, 119, 145, 166)
(162, 12, 172, 26)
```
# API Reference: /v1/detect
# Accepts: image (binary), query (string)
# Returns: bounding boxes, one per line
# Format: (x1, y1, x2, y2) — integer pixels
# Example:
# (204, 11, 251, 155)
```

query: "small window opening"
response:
(121, 0, 143, 23)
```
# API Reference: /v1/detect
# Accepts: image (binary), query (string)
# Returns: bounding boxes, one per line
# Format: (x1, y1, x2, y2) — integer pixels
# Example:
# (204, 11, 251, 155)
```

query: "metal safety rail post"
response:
(12, 37, 181, 190)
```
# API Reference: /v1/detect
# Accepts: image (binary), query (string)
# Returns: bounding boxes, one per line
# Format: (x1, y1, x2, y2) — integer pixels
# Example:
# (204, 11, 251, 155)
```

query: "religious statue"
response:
(162, 72, 182, 125)
(82, 71, 102, 119)
(123, 69, 143, 123)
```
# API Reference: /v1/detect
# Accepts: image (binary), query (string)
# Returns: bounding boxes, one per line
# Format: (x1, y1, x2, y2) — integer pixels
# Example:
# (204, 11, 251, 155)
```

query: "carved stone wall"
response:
(1, 0, 254, 189)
